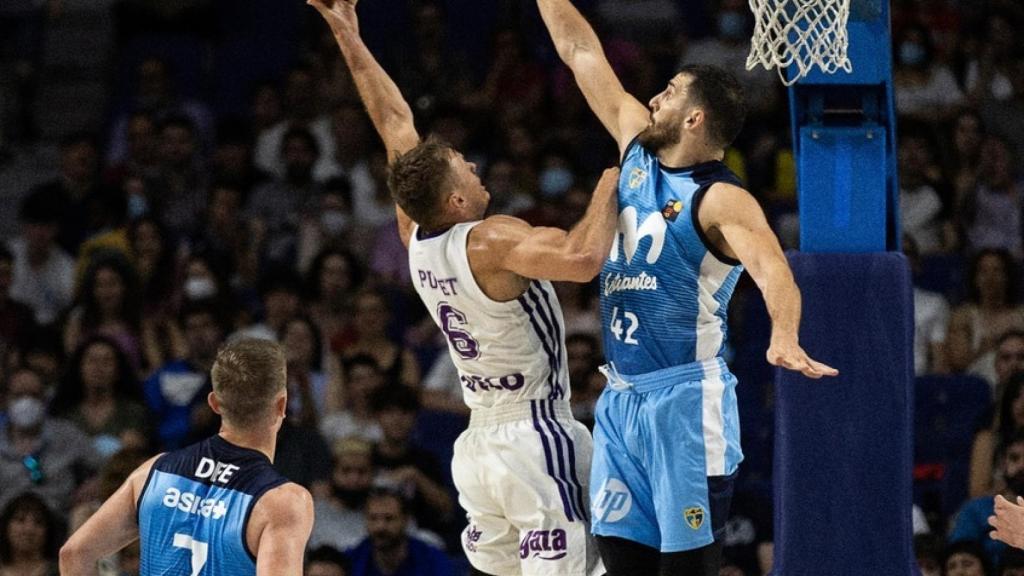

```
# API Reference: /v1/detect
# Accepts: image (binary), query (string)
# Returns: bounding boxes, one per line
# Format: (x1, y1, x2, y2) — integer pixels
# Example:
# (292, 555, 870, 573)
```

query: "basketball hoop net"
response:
(746, 0, 853, 85)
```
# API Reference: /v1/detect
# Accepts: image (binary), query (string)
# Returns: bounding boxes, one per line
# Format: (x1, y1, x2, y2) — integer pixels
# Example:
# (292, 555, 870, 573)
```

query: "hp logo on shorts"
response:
(593, 478, 632, 523)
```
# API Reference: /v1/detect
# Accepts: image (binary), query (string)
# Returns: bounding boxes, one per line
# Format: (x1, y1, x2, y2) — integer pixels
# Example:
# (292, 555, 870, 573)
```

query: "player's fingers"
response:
(991, 530, 1005, 544)
(807, 357, 839, 376)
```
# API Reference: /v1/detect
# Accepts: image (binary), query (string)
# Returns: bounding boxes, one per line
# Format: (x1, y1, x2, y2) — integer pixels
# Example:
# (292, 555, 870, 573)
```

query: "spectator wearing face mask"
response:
(893, 24, 963, 122)
(0, 366, 100, 513)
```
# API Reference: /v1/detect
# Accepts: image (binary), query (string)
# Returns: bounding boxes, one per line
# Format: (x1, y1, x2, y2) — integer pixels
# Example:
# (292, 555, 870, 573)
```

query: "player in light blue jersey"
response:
(60, 339, 314, 576)
(535, 1, 839, 574)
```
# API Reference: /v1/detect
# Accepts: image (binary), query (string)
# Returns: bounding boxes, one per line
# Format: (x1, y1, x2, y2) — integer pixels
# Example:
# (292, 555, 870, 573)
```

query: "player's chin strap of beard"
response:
(600, 362, 633, 392)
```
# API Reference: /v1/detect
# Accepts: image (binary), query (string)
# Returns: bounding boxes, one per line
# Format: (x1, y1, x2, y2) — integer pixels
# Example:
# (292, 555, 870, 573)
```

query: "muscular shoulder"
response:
(467, 216, 531, 259)
(255, 482, 314, 526)
(698, 182, 762, 228)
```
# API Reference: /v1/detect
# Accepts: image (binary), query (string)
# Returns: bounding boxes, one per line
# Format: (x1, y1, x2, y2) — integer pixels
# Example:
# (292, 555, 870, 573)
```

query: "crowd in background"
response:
(2, 0, 1024, 574)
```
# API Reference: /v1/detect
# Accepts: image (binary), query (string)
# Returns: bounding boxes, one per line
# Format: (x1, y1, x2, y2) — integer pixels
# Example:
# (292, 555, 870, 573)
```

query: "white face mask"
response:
(7, 396, 45, 429)
(184, 277, 218, 300)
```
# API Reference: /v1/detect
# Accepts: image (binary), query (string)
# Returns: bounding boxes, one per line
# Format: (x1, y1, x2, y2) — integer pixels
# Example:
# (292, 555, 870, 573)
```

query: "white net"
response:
(746, 0, 853, 85)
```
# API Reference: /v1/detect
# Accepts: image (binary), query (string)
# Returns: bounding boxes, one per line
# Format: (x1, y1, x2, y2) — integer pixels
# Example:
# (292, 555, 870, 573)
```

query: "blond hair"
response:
(211, 338, 287, 429)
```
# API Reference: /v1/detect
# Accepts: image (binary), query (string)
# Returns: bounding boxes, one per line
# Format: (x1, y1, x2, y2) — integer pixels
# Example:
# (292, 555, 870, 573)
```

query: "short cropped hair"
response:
(211, 338, 286, 428)
(678, 64, 747, 148)
(386, 137, 455, 229)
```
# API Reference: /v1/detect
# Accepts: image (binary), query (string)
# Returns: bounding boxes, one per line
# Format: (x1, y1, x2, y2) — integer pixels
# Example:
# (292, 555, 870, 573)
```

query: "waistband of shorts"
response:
(599, 357, 727, 394)
(468, 399, 574, 429)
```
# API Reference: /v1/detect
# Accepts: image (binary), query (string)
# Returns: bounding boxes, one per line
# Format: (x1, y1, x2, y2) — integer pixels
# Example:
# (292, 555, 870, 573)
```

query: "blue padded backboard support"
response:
(774, 253, 916, 576)
(787, 0, 900, 252)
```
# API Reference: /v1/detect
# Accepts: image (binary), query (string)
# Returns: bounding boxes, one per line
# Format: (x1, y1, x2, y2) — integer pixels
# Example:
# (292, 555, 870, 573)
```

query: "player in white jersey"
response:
(310, 1, 614, 574)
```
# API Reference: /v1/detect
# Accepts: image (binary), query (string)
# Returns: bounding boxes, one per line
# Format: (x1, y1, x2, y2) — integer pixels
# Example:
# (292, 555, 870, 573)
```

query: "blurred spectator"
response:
(247, 126, 323, 264)
(965, 11, 1019, 105)
(893, 24, 964, 121)
(51, 337, 148, 460)
(273, 416, 333, 496)
(952, 430, 1024, 567)
(306, 248, 364, 351)
(916, 533, 944, 576)
(337, 291, 420, 389)
(282, 315, 336, 427)
(946, 249, 1024, 385)
(370, 387, 452, 537)
(462, 28, 546, 121)
(904, 235, 950, 375)
(678, 0, 779, 117)
(898, 125, 947, 254)
(28, 132, 117, 255)
(555, 281, 601, 339)
(147, 115, 209, 242)
(105, 57, 215, 167)
(315, 103, 381, 228)
(62, 253, 143, 372)
(566, 332, 601, 424)
(298, 178, 356, 275)
(249, 80, 284, 136)
(979, 57, 1024, 168)
(346, 488, 453, 576)
(971, 370, 1024, 498)
(210, 118, 269, 199)
(0, 492, 61, 576)
(395, 1, 473, 122)
(0, 246, 37, 360)
(187, 182, 258, 290)
(310, 437, 376, 552)
(306, 545, 350, 576)
(7, 190, 75, 326)
(131, 218, 187, 372)
(996, 333, 1024, 406)
(104, 111, 161, 189)
(254, 65, 334, 179)
(142, 299, 221, 450)
(960, 137, 1023, 257)
(0, 366, 99, 513)
(7, 327, 62, 394)
(242, 267, 303, 340)
(945, 109, 986, 212)
(943, 540, 992, 576)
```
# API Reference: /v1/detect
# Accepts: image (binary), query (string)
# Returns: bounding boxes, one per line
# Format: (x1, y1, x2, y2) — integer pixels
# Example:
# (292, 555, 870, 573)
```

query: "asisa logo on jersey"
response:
(661, 199, 683, 222)
(684, 506, 706, 530)
(163, 487, 228, 519)
(628, 168, 648, 189)
(609, 206, 666, 265)
(519, 529, 568, 560)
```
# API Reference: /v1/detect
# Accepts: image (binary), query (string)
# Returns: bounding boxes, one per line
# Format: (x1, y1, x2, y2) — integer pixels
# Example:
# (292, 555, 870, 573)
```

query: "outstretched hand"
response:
(767, 339, 839, 379)
(307, 0, 359, 32)
(990, 494, 1024, 549)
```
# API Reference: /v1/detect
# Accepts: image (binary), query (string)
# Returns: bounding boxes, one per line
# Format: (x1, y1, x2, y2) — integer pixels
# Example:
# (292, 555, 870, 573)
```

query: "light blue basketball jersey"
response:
(600, 138, 745, 375)
(137, 435, 288, 576)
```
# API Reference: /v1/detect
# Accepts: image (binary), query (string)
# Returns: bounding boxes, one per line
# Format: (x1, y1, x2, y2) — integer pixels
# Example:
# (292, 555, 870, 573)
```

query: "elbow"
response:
(59, 541, 83, 571)
(558, 40, 594, 67)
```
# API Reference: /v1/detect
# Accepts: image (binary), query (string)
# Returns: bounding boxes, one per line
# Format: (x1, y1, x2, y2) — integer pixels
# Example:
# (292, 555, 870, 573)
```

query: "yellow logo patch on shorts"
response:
(684, 506, 705, 530)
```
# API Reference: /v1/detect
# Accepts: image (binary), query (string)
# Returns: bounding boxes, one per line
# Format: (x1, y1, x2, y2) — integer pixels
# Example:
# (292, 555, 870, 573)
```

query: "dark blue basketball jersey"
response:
(137, 435, 289, 576)
(601, 138, 745, 375)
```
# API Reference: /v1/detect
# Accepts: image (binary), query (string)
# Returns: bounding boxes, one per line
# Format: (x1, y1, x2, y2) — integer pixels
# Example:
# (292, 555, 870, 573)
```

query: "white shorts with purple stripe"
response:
(453, 400, 605, 576)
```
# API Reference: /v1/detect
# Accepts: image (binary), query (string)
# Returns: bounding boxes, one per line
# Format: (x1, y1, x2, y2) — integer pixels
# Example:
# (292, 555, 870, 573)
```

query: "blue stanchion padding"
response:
(774, 252, 915, 576)
(798, 126, 888, 253)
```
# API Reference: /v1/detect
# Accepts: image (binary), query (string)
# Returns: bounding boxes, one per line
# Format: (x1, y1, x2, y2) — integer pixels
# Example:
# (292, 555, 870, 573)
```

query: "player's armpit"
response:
(470, 216, 606, 283)
(60, 455, 159, 575)
(253, 483, 315, 576)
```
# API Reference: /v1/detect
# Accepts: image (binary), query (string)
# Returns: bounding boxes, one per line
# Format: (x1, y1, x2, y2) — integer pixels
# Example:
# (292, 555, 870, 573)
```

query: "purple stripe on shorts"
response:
(535, 284, 567, 399)
(527, 284, 564, 399)
(546, 400, 589, 521)
(540, 399, 585, 521)
(531, 400, 576, 522)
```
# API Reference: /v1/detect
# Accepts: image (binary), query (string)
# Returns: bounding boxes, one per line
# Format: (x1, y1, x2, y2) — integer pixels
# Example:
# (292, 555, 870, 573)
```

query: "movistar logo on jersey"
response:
(603, 272, 658, 296)
(609, 207, 666, 265)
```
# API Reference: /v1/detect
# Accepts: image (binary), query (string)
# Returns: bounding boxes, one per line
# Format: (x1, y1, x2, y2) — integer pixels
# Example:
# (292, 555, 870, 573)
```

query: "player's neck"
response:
(656, 140, 724, 169)
(218, 427, 277, 462)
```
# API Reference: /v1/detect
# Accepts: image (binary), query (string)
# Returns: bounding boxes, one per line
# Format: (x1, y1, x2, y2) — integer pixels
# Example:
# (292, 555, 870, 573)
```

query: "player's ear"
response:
(207, 392, 222, 415)
(685, 108, 704, 131)
(275, 391, 287, 418)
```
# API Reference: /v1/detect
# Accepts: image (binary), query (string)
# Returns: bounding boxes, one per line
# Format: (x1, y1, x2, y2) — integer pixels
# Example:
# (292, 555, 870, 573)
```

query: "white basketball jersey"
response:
(408, 222, 571, 410)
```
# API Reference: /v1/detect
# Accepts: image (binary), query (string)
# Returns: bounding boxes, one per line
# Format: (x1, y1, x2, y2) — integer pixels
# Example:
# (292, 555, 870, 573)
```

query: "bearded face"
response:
(637, 107, 685, 153)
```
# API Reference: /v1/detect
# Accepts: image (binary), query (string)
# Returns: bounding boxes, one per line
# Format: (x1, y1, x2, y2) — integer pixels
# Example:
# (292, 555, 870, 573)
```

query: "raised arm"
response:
(60, 456, 158, 575)
(470, 168, 620, 284)
(698, 182, 839, 379)
(536, 0, 649, 154)
(309, 0, 417, 245)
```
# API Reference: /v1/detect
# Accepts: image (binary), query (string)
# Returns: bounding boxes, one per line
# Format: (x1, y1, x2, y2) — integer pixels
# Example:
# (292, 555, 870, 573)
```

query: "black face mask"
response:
(333, 486, 369, 510)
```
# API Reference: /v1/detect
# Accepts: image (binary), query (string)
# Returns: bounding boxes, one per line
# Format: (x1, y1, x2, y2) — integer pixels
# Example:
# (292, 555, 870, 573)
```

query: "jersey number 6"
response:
(438, 303, 481, 360)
